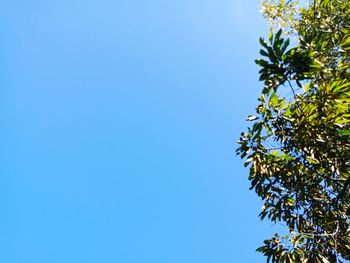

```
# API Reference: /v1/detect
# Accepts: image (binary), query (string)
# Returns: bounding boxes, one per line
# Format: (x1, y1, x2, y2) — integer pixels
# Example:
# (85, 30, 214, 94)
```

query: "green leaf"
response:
(244, 157, 254, 167)
(280, 39, 290, 54)
(286, 197, 295, 206)
(259, 37, 268, 49)
(246, 115, 259, 121)
(342, 36, 350, 51)
(337, 129, 350, 136)
(260, 49, 270, 57)
(306, 156, 319, 164)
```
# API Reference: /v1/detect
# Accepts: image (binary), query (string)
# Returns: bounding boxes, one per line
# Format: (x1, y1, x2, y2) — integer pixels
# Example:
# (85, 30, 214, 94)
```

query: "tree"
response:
(237, 0, 350, 262)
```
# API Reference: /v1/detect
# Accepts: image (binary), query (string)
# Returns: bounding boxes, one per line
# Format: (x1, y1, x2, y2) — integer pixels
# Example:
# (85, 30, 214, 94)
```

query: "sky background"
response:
(0, 0, 278, 262)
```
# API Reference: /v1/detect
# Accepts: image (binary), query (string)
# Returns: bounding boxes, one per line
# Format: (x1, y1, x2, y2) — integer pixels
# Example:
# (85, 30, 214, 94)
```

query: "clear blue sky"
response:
(0, 0, 278, 262)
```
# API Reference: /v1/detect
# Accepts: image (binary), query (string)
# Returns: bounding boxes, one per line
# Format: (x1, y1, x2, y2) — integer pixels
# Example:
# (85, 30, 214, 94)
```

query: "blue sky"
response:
(0, 0, 278, 262)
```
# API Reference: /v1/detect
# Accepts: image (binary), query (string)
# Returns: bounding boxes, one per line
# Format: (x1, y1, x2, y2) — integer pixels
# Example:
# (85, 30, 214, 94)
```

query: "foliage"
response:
(237, 0, 350, 262)
(260, 0, 300, 35)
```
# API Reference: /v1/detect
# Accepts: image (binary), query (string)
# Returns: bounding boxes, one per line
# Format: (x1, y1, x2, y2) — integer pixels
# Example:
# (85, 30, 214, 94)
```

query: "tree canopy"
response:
(237, 0, 350, 262)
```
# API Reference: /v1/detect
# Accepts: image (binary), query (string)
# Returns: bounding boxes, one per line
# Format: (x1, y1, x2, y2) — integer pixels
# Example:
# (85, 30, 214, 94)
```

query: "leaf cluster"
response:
(237, 0, 350, 262)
